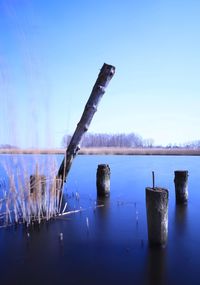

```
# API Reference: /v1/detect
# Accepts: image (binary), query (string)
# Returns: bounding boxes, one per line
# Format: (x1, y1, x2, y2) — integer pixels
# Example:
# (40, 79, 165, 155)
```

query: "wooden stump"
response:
(30, 175, 46, 195)
(146, 187, 169, 247)
(174, 170, 188, 204)
(96, 164, 110, 197)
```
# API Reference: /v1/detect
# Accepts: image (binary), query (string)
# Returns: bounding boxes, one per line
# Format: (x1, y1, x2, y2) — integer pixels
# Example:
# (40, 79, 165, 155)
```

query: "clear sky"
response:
(0, 0, 200, 148)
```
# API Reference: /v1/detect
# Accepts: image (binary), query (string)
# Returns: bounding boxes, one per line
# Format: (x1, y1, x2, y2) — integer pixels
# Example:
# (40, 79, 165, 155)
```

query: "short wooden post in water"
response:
(96, 164, 110, 197)
(146, 187, 169, 247)
(174, 170, 188, 204)
(30, 175, 46, 195)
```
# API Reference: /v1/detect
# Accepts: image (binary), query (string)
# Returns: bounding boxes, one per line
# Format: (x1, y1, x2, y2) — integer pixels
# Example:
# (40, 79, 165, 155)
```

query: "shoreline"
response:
(1, 147, 200, 156)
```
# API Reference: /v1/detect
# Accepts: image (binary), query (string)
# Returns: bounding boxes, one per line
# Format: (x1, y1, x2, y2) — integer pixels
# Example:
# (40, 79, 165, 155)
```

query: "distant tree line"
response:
(0, 144, 19, 149)
(61, 133, 154, 148)
(185, 140, 200, 148)
(166, 140, 200, 149)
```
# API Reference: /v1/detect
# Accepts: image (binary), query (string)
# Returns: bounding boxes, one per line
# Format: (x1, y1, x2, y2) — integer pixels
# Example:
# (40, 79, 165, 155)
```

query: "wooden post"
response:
(30, 175, 46, 195)
(57, 63, 115, 186)
(152, 171, 155, 189)
(96, 164, 110, 197)
(146, 187, 169, 247)
(174, 170, 188, 204)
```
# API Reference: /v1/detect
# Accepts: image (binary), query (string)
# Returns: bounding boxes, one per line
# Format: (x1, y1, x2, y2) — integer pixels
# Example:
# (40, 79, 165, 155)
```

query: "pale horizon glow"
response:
(0, 0, 200, 148)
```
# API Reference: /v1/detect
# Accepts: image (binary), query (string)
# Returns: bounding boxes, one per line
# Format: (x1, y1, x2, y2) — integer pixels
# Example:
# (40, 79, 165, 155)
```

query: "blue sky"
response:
(0, 0, 200, 148)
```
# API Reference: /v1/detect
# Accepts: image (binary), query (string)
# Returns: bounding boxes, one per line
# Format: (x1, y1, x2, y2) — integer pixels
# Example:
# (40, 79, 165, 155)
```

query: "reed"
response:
(0, 156, 64, 227)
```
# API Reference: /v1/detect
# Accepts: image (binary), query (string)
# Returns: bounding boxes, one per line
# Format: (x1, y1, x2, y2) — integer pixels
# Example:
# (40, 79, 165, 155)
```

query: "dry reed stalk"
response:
(0, 155, 64, 227)
(10, 175, 19, 223)
(58, 154, 66, 213)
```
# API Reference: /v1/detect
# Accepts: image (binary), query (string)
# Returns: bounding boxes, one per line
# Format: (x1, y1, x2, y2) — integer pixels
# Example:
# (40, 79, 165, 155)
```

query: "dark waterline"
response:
(0, 154, 200, 285)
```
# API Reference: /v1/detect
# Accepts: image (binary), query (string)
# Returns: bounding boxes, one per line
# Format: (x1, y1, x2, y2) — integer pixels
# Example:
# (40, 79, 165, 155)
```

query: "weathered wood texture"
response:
(96, 164, 110, 197)
(174, 170, 188, 204)
(57, 63, 115, 184)
(30, 175, 46, 195)
(146, 187, 169, 247)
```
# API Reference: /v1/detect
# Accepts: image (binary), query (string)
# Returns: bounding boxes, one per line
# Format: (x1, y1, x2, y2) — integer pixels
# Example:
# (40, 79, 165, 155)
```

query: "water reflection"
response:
(145, 246, 167, 285)
(96, 196, 110, 216)
(94, 197, 111, 239)
(1, 154, 200, 285)
(0, 163, 9, 199)
(174, 204, 188, 234)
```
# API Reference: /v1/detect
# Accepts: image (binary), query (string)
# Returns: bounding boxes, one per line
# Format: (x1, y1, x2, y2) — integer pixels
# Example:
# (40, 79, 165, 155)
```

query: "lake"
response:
(0, 154, 200, 285)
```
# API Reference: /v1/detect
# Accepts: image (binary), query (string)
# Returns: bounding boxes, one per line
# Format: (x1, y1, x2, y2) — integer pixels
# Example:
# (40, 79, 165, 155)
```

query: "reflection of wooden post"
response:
(146, 187, 168, 247)
(174, 171, 188, 204)
(57, 63, 115, 186)
(96, 164, 110, 197)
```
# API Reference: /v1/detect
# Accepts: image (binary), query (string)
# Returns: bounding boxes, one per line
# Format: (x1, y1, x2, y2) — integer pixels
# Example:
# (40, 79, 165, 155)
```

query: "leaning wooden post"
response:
(57, 63, 115, 187)
(146, 187, 169, 247)
(96, 164, 110, 197)
(174, 170, 188, 204)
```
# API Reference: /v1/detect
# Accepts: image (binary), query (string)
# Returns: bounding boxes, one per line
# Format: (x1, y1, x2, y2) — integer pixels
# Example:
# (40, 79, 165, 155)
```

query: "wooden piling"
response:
(96, 164, 110, 197)
(30, 175, 46, 195)
(174, 170, 188, 204)
(146, 187, 169, 247)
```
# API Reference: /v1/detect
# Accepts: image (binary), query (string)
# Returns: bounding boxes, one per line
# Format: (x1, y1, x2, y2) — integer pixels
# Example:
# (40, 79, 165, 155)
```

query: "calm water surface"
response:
(0, 154, 200, 285)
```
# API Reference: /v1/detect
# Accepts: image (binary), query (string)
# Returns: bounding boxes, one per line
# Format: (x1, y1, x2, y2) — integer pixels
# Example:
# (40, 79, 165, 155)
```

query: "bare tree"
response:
(61, 132, 145, 148)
